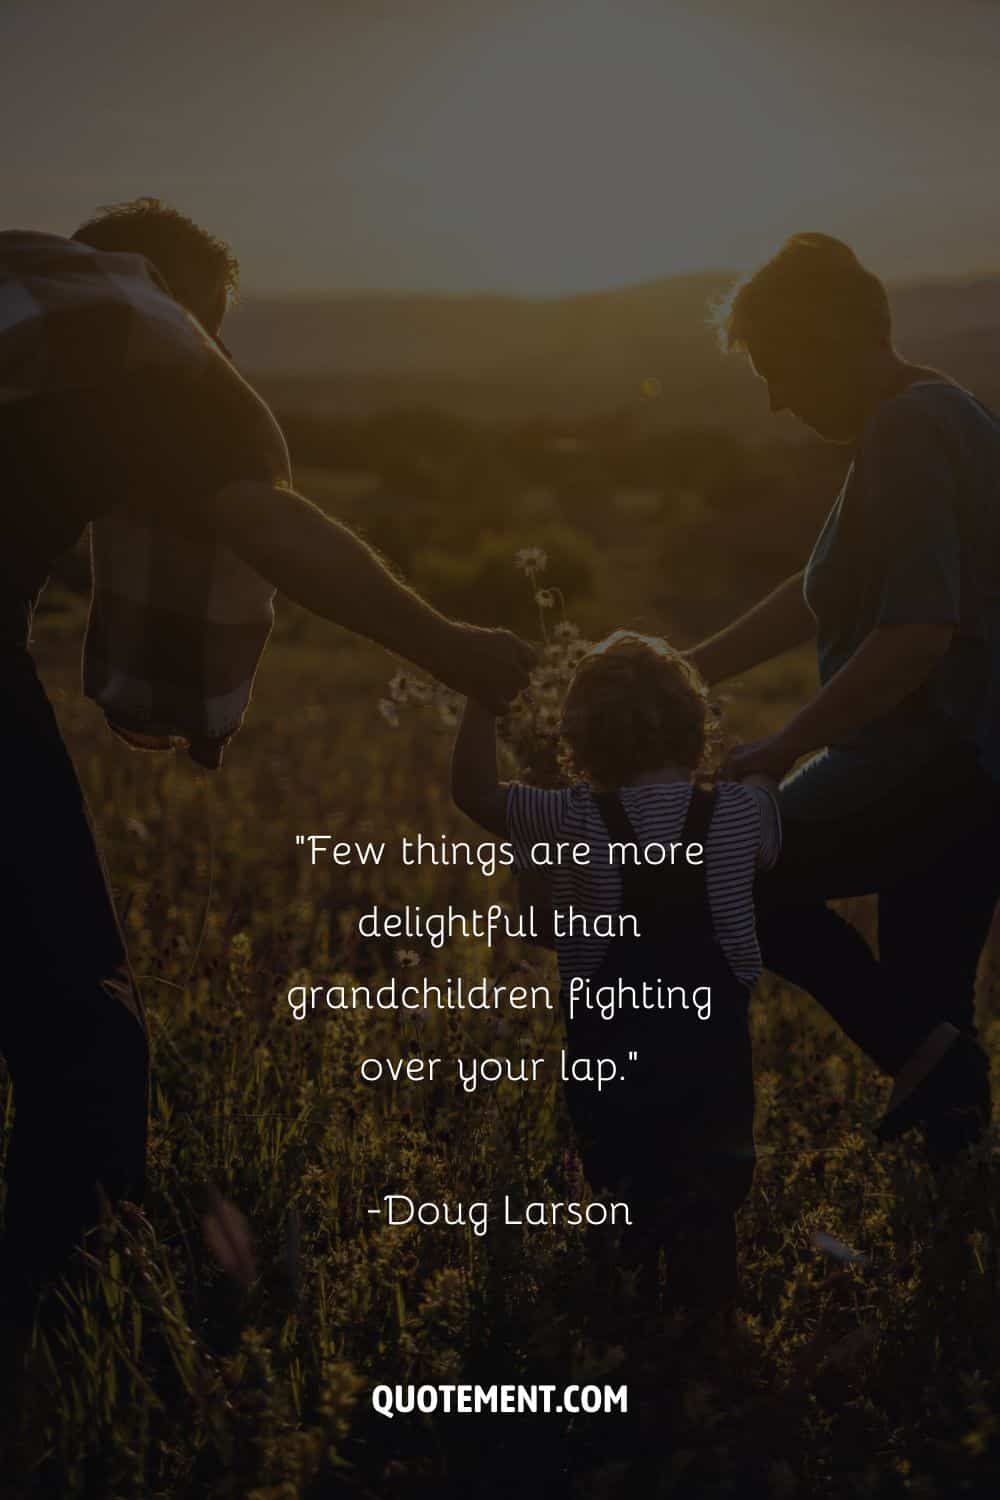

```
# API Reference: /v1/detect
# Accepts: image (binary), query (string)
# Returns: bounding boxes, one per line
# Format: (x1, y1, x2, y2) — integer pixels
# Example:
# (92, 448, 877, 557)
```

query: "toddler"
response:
(451, 630, 780, 1315)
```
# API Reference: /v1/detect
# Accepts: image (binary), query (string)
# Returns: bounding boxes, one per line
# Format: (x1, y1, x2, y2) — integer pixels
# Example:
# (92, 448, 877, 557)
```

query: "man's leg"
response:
(0, 964, 149, 1313)
(0, 652, 148, 1324)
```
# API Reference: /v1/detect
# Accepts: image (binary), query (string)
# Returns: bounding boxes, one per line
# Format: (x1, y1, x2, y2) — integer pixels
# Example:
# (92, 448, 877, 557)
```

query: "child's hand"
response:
(516, 868, 556, 949)
(741, 771, 781, 794)
(719, 733, 797, 782)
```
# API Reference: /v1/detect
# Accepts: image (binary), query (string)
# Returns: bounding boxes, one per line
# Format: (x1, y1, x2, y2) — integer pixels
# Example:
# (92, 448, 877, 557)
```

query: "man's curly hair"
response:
(558, 631, 718, 787)
(72, 197, 239, 318)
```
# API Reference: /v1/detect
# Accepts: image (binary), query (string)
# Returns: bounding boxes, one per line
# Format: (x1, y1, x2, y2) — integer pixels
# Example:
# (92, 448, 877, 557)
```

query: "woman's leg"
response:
(756, 744, 1000, 1074)
(755, 805, 939, 1075)
(755, 900, 918, 1074)
(878, 804, 1000, 1042)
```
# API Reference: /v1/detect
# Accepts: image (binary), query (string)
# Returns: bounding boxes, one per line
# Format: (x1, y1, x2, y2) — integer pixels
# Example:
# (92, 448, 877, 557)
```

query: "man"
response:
(0, 199, 535, 1319)
(687, 233, 998, 1158)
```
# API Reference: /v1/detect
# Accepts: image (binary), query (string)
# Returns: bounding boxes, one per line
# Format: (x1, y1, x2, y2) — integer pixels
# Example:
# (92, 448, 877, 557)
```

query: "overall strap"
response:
(681, 783, 719, 849)
(591, 790, 644, 922)
(591, 789, 639, 847)
(592, 784, 718, 935)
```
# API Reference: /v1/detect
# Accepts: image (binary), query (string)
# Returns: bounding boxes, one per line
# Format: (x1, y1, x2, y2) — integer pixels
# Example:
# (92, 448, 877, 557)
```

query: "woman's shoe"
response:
(922, 1040, 992, 1168)
(876, 1025, 991, 1165)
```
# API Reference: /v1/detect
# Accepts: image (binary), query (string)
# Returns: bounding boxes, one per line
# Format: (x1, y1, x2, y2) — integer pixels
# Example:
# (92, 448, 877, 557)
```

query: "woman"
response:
(688, 233, 999, 1161)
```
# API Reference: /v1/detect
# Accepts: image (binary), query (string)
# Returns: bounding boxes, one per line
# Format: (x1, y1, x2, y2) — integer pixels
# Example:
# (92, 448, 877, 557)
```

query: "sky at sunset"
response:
(3, 0, 999, 295)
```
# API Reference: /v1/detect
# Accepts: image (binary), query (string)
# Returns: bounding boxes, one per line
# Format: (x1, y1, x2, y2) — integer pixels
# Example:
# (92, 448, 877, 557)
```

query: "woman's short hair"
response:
(559, 631, 717, 786)
(713, 233, 891, 355)
(72, 197, 239, 311)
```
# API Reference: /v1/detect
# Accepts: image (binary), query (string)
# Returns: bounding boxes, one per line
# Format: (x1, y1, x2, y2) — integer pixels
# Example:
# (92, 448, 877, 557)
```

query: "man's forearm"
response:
(687, 571, 814, 685)
(212, 480, 457, 670)
(210, 479, 536, 710)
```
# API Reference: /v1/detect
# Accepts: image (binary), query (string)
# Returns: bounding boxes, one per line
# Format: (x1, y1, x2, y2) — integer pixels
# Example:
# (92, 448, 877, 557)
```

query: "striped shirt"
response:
(505, 780, 782, 987)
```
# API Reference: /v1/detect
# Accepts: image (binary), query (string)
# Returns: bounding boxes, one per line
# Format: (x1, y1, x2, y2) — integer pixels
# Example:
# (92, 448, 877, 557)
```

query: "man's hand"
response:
(211, 482, 538, 706)
(719, 733, 800, 784)
(433, 623, 537, 713)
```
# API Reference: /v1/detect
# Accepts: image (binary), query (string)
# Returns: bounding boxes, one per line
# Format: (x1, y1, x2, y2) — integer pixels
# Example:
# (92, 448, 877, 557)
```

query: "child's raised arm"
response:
(451, 698, 510, 837)
(739, 772, 783, 869)
(452, 701, 556, 947)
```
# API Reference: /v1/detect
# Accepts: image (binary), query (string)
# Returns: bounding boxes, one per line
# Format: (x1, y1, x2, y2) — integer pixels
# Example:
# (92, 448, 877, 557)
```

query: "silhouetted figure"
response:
(0, 200, 534, 1337)
(452, 631, 781, 1317)
(692, 233, 998, 1158)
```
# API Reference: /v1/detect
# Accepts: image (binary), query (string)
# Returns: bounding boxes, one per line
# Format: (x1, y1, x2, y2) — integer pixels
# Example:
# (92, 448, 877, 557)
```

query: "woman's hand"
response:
(720, 732, 799, 783)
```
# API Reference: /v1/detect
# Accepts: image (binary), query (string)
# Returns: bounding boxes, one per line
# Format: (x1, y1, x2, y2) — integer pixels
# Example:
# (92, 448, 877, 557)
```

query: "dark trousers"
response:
(561, 978, 755, 1312)
(0, 648, 147, 1321)
(757, 745, 1000, 1076)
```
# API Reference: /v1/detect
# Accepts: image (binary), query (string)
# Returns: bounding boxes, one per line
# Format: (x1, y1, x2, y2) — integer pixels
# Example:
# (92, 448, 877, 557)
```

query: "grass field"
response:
(3, 566, 1000, 1499)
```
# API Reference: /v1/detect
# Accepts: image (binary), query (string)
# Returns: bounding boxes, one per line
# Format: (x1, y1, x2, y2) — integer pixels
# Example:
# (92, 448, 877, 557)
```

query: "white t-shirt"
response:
(505, 780, 782, 987)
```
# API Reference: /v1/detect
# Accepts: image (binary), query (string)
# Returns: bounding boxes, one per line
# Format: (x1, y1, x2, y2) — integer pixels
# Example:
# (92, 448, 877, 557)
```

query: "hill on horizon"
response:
(227, 271, 1000, 432)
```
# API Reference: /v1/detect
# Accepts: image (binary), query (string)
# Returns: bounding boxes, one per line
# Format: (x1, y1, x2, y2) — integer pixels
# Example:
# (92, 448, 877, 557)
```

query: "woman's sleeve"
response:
(862, 399, 961, 628)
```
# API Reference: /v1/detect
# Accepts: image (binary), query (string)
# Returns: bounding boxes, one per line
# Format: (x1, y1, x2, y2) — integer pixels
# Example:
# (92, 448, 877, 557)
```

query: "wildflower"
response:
(534, 589, 556, 608)
(553, 620, 580, 642)
(527, 663, 564, 692)
(396, 948, 420, 967)
(378, 699, 400, 728)
(533, 704, 561, 733)
(514, 546, 547, 575)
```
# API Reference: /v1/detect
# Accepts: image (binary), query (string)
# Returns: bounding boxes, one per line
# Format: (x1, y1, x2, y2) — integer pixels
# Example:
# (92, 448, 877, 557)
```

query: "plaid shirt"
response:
(0, 230, 286, 768)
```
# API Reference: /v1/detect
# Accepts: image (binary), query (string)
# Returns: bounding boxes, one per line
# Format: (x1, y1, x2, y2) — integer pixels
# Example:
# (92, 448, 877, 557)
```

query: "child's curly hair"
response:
(558, 631, 718, 787)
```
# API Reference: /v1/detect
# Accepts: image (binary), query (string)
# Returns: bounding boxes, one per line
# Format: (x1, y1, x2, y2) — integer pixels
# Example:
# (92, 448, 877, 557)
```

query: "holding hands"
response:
(719, 731, 799, 785)
(433, 621, 537, 714)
